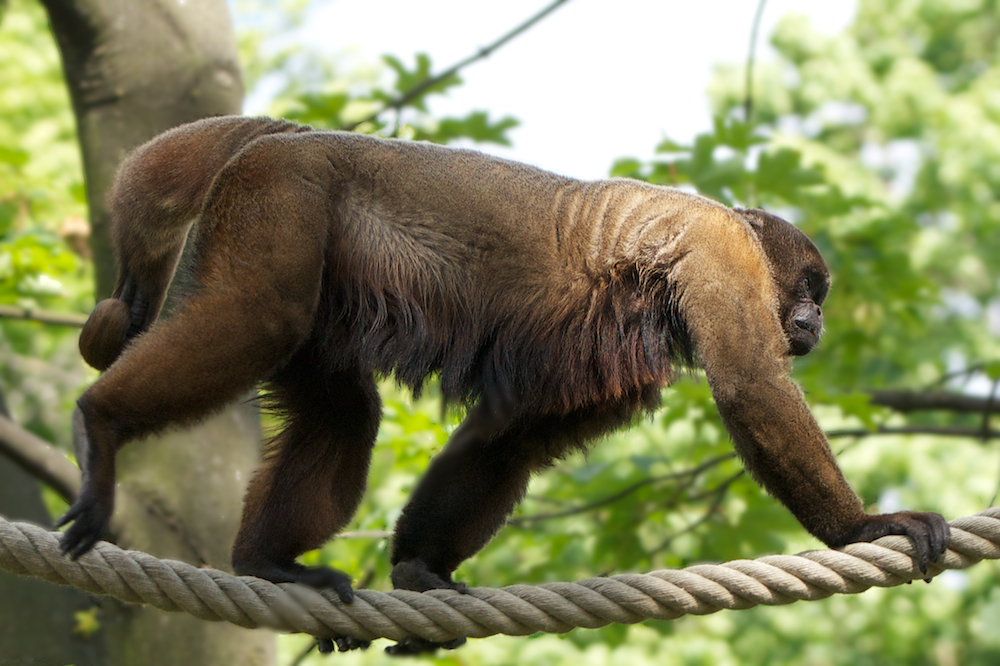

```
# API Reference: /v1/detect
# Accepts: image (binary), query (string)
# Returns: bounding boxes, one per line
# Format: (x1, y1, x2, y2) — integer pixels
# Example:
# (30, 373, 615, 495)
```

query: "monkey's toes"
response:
(297, 566, 356, 604)
(385, 636, 466, 656)
(317, 637, 371, 653)
(232, 560, 356, 603)
(56, 494, 112, 560)
(390, 558, 469, 593)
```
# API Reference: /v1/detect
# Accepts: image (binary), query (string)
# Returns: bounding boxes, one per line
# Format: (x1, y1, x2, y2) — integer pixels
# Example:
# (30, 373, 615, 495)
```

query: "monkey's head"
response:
(739, 209, 831, 357)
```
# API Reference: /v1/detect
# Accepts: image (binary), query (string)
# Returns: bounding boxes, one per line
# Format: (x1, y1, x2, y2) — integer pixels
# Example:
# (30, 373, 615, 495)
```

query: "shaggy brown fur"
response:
(62, 116, 948, 609)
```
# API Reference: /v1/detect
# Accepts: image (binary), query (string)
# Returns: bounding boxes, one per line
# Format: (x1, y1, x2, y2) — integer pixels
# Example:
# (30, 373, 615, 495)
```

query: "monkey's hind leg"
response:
(231, 352, 381, 604)
(390, 407, 554, 594)
(59, 281, 322, 559)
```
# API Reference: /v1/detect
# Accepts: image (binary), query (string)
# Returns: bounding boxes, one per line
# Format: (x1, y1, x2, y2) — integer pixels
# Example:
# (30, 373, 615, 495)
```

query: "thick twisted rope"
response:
(1, 509, 998, 643)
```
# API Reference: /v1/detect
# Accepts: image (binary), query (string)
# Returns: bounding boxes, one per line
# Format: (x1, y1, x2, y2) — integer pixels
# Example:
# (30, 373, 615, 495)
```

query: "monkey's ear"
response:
(738, 208, 766, 231)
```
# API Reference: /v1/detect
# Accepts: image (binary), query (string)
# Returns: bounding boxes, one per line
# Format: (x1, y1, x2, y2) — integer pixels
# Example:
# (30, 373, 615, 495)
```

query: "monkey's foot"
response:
(390, 558, 469, 594)
(233, 560, 355, 604)
(56, 490, 113, 560)
(385, 636, 466, 657)
(317, 637, 371, 653)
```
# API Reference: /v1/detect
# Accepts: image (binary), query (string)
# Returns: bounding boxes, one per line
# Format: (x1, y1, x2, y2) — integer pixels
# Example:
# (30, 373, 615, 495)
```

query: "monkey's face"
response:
(738, 209, 831, 357)
(784, 268, 828, 356)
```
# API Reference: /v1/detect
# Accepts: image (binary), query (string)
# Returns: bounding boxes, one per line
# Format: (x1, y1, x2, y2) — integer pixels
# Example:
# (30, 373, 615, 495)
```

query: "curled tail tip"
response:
(79, 299, 131, 371)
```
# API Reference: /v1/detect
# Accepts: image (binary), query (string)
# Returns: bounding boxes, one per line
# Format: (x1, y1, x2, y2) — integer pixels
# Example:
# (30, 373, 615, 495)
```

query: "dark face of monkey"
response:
(740, 209, 830, 357)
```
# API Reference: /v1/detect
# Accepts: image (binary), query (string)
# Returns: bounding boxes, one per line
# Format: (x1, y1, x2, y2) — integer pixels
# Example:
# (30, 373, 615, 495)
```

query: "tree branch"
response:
(0, 415, 80, 503)
(869, 389, 1000, 414)
(981, 378, 999, 441)
(508, 453, 736, 526)
(0, 305, 87, 327)
(931, 363, 988, 387)
(342, 0, 570, 131)
(743, 0, 768, 125)
(827, 424, 1000, 440)
(650, 471, 743, 555)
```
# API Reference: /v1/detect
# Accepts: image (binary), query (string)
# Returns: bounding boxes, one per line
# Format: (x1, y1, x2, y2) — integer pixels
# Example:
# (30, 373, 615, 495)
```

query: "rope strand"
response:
(1, 508, 997, 643)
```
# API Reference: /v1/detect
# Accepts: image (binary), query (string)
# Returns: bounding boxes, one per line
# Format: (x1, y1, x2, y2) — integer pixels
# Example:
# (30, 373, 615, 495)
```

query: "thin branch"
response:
(685, 470, 745, 502)
(650, 471, 742, 555)
(0, 304, 88, 327)
(509, 415, 999, 528)
(342, 0, 571, 131)
(869, 389, 1000, 414)
(931, 363, 987, 388)
(289, 640, 317, 666)
(0, 414, 81, 503)
(981, 378, 999, 441)
(743, 0, 768, 125)
(508, 453, 736, 526)
(827, 424, 1000, 440)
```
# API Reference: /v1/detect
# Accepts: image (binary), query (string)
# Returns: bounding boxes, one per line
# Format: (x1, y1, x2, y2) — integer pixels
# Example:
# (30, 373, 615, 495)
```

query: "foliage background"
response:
(1, 0, 999, 664)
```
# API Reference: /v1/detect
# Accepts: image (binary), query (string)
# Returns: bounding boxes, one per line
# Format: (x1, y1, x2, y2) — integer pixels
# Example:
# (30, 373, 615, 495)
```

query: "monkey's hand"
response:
(56, 488, 114, 560)
(840, 511, 950, 575)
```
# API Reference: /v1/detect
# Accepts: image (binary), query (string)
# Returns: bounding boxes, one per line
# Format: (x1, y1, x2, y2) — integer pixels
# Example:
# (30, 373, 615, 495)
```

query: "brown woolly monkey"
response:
(61, 116, 949, 628)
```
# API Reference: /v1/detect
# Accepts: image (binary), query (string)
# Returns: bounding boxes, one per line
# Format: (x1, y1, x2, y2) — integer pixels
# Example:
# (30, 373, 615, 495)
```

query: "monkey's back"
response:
(279, 131, 720, 412)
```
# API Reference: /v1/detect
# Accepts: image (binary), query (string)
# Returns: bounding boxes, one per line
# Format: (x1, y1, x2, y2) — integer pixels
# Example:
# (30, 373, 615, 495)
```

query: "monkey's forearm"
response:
(713, 379, 867, 546)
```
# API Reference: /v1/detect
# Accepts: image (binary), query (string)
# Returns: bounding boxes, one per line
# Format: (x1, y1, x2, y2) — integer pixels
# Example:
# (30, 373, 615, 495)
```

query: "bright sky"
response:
(281, 0, 859, 180)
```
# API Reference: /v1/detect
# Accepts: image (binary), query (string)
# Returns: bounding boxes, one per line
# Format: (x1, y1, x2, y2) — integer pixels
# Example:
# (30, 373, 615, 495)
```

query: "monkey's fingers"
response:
(57, 512, 103, 560)
(54, 502, 83, 529)
(848, 511, 951, 576)
(63, 528, 102, 561)
(336, 638, 370, 652)
(56, 496, 111, 560)
(904, 511, 950, 575)
(316, 637, 370, 654)
(385, 636, 465, 657)
(929, 512, 951, 558)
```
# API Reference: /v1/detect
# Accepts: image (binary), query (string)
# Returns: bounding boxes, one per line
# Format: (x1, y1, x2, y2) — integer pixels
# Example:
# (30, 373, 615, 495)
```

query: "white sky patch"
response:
(273, 0, 858, 179)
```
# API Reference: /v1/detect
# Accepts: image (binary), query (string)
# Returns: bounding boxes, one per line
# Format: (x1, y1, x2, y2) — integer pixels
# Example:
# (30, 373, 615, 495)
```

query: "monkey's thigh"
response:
(81, 282, 315, 438)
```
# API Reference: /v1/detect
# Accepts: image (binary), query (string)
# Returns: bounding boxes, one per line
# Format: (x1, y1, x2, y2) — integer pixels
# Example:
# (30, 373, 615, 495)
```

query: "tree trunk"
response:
(35, 1, 276, 663)
(103, 403, 273, 666)
(0, 393, 108, 666)
(43, 0, 244, 298)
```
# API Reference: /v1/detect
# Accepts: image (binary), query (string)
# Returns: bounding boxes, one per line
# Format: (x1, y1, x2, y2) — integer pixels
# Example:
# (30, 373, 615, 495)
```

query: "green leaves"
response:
(267, 50, 519, 147)
(0, 145, 27, 166)
(612, 117, 824, 207)
(412, 111, 519, 147)
(380, 53, 462, 111)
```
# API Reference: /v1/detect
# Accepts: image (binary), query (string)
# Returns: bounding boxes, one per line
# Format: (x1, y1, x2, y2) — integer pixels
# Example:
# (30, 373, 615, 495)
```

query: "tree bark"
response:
(42, 0, 243, 297)
(34, 1, 276, 663)
(0, 394, 108, 666)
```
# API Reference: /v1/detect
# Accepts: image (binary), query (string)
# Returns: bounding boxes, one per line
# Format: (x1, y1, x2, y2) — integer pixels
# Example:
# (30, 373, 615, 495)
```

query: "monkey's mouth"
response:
(788, 328, 820, 356)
